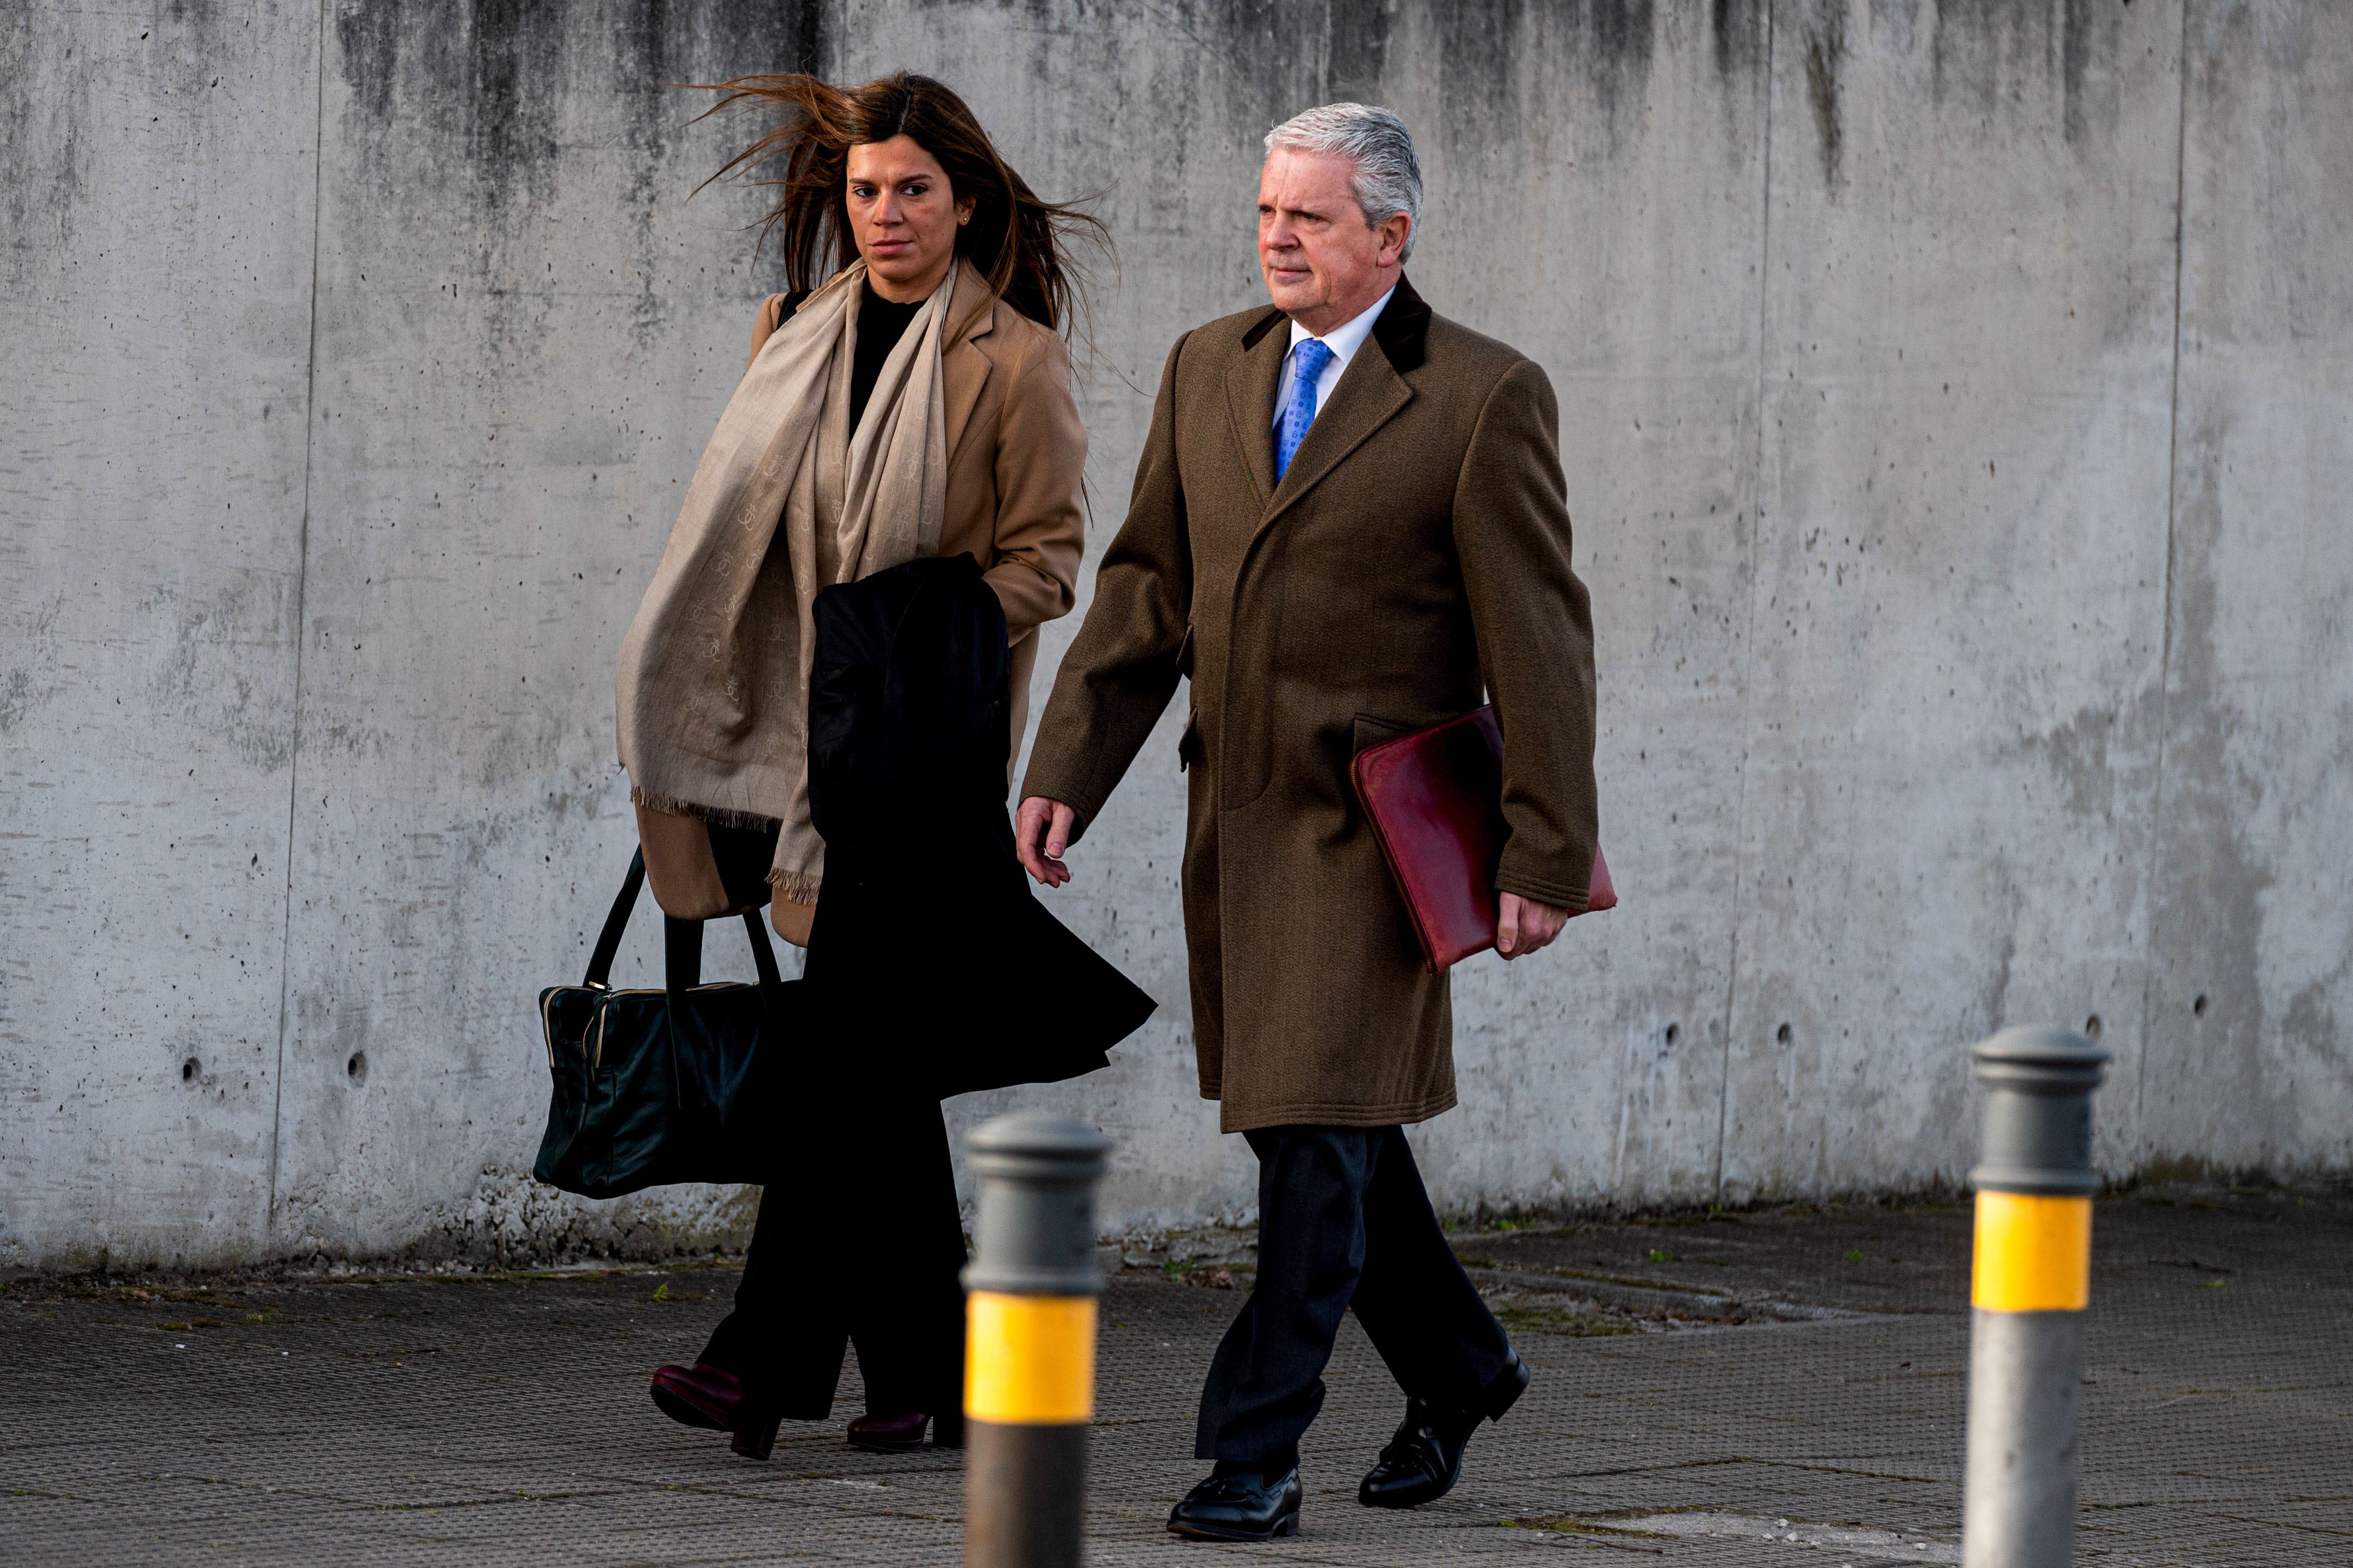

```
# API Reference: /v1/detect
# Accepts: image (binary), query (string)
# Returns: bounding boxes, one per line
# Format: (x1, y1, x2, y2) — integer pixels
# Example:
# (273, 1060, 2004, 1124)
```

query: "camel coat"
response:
(746, 261, 1087, 752)
(1020, 277, 1597, 1132)
(637, 265, 1086, 933)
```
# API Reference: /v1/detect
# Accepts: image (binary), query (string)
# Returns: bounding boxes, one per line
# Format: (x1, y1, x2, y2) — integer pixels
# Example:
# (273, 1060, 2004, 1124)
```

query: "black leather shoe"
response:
(1166, 1466, 1303, 1541)
(1358, 1350, 1531, 1510)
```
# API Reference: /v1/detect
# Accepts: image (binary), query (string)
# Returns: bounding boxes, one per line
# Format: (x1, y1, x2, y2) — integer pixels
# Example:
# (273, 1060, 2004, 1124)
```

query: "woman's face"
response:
(845, 135, 974, 303)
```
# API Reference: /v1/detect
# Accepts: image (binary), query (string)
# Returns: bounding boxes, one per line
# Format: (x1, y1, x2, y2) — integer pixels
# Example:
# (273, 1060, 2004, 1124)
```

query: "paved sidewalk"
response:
(2, 1184, 2346, 1565)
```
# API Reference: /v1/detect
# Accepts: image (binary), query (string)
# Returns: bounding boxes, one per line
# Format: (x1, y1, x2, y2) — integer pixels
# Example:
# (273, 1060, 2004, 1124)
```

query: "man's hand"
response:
(1015, 796, 1079, 887)
(1496, 892, 1569, 959)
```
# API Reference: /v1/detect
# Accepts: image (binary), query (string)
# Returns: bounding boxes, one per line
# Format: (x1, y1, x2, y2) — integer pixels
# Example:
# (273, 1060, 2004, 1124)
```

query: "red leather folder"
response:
(1350, 705, 1615, 974)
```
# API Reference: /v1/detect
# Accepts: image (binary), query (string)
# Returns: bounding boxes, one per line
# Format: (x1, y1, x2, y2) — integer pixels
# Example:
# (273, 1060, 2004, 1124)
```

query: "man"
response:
(1014, 103, 1598, 1541)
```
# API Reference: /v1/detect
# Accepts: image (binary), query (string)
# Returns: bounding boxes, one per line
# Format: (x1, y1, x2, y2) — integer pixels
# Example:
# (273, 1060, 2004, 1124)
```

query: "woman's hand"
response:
(1015, 796, 1079, 886)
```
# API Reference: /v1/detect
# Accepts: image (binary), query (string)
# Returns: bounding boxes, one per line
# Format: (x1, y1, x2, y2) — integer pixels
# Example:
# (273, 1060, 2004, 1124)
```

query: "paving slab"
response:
(2, 1185, 2345, 1565)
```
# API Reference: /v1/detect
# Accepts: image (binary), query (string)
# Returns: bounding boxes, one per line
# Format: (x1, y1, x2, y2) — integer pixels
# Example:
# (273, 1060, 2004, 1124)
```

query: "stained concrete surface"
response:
(5, 2, 2350, 1272)
(1, 1185, 2345, 1565)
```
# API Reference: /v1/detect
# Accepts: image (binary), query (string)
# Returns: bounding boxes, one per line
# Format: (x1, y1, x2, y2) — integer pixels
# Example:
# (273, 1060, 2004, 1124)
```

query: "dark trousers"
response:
(700, 1077, 967, 1421)
(1195, 1124, 1515, 1469)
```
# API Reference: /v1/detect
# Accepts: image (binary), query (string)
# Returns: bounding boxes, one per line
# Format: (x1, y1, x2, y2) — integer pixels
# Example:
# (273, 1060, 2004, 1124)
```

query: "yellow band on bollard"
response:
(965, 1292, 1097, 1423)
(1972, 1191, 2092, 1311)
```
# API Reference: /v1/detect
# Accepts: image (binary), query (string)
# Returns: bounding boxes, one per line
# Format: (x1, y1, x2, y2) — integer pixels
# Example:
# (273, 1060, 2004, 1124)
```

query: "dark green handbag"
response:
(532, 849, 793, 1198)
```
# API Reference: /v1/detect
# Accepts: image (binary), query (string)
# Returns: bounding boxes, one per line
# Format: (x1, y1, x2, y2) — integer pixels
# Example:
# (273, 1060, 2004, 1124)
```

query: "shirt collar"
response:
(1286, 284, 1398, 373)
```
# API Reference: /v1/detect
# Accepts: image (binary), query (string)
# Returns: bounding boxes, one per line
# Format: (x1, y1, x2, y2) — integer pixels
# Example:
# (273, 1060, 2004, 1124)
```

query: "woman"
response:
(614, 72, 1107, 1461)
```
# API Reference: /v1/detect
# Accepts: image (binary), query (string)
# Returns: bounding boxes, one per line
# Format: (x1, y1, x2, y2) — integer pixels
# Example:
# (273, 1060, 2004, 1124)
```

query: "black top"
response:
(849, 282, 924, 434)
(770, 280, 925, 435)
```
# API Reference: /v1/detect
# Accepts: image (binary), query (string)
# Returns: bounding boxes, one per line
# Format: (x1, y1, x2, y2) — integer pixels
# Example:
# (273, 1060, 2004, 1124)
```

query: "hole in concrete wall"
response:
(181, 1058, 200, 1084)
(347, 1051, 369, 1085)
(1663, 1022, 1680, 1047)
(2193, 994, 2209, 1018)
(2083, 1014, 2102, 1040)
(1775, 1022, 1792, 1046)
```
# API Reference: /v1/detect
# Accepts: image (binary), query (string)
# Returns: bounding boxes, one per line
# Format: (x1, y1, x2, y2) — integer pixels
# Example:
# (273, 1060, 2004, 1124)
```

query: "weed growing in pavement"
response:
(1493, 1303, 1642, 1338)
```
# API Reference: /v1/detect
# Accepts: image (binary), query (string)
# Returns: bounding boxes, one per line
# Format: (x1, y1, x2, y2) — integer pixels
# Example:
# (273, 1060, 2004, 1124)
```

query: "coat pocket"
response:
(1351, 712, 1418, 756)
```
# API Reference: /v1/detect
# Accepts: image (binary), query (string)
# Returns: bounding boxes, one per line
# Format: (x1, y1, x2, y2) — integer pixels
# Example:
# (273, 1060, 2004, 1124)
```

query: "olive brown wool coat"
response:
(1020, 277, 1598, 1133)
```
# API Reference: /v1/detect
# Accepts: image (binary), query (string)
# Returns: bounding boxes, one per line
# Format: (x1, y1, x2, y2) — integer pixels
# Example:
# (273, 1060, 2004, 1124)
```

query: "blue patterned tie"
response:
(1274, 338, 1335, 481)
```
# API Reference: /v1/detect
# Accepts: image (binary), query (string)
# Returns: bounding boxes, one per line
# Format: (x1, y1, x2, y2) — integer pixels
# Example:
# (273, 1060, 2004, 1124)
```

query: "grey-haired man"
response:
(1017, 104, 1598, 1541)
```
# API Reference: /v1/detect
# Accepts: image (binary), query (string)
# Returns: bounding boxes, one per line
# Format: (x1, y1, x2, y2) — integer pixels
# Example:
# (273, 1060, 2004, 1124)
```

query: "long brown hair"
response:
(690, 71, 1109, 340)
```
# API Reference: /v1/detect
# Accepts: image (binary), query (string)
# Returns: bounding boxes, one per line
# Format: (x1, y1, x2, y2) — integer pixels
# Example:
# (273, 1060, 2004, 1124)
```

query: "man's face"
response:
(1256, 147, 1409, 333)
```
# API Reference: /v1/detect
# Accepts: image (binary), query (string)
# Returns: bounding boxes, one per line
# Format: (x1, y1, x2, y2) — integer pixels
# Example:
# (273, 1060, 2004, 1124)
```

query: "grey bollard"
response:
(961, 1113, 1113, 1568)
(1962, 1026, 2109, 1568)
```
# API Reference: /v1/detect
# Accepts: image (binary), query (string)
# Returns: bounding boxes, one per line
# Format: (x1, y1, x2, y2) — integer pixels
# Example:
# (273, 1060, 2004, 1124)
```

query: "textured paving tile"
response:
(1, 1187, 2345, 1564)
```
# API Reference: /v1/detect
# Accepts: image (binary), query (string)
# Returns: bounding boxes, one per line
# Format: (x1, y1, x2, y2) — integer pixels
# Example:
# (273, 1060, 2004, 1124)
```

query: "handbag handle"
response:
(583, 849, 648, 988)
(744, 910, 783, 991)
(584, 846, 787, 998)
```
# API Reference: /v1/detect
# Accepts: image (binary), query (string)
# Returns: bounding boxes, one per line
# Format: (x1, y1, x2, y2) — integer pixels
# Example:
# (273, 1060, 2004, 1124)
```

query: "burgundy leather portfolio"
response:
(1351, 705, 1616, 974)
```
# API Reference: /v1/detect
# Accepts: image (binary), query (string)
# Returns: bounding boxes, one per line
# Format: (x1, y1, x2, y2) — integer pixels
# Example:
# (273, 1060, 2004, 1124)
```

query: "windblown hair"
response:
(1264, 103, 1423, 264)
(691, 71, 1108, 339)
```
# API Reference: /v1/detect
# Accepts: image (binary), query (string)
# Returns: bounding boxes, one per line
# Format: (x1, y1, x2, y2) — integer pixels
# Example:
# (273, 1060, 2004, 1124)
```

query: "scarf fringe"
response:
(630, 784, 783, 834)
(768, 867, 821, 905)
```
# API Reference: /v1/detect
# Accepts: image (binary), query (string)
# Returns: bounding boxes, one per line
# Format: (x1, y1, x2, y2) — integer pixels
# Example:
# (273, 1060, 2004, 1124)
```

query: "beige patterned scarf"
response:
(615, 260, 954, 904)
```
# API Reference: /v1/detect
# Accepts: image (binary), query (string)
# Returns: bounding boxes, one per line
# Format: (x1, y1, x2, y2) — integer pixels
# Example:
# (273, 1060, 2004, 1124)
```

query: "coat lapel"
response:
(1252, 277, 1429, 531)
(1224, 308, 1288, 506)
(1257, 347, 1411, 530)
(942, 262, 996, 461)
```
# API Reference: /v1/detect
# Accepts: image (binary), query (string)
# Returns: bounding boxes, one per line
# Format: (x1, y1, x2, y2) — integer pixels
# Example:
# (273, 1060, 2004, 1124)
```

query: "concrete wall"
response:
(3, 1, 2346, 1272)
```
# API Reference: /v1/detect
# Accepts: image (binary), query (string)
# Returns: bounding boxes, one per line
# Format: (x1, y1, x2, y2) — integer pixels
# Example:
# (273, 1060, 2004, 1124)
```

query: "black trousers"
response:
(700, 1076, 967, 1421)
(1195, 1124, 1514, 1469)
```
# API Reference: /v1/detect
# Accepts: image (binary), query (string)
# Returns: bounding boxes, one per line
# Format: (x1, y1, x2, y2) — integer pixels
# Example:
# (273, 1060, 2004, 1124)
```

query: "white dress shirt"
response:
(1271, 285, 1397, 432)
